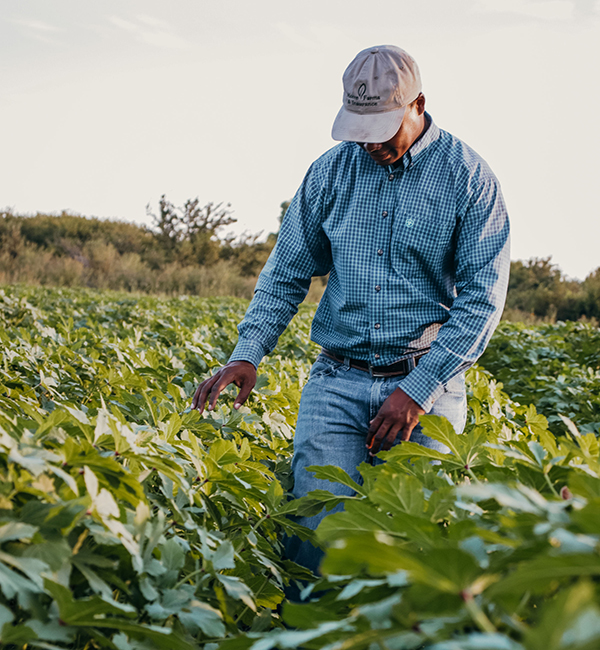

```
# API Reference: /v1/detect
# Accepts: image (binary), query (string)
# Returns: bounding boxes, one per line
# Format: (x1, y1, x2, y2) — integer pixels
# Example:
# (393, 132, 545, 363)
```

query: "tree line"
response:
(0, 199, 598, 322)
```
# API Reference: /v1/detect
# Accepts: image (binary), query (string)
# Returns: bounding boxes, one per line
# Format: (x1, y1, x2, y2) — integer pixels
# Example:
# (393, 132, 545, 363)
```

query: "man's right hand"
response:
(192, 361, 257, 415)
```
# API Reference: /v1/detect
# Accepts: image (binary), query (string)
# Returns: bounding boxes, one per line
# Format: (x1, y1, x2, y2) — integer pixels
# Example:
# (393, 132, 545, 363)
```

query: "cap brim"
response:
(331, 105, 406, 143)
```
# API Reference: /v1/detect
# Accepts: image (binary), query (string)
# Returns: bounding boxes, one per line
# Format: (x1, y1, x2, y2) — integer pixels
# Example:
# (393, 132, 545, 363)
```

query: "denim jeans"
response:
(285, 353, 467, 576)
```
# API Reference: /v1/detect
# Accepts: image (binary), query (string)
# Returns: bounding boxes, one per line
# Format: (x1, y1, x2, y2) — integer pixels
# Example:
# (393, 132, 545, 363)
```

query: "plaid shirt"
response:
(229, 116, 510, 411)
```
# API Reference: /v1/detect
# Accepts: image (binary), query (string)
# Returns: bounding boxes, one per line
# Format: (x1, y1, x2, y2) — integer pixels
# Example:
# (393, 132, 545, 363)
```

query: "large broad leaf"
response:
(0, 521, 38, 543)
(428, 633, 525, 649)
(45, 580, 136, 623)
(316, 499, 407, 542)
(458, 482, 548, 514)
(45, 580, 195, 650)
(525, 580, 597, 650)
(216, 574, 256, 610)
(277, 490, 349, 518)
(369, 473, 426, 517)
(305, 465, 366, 496)
(489, 555, 600, 598)
(382, 441, 453, 466)
(247, 619, 352, 650)
(159, 538, 185, 572)
(212, 540, 236, 571)
(321, 533, 411, 575)
(317, 499, 441, 548)
(178, 600, 226, 637)
(0, 562, 42, 603)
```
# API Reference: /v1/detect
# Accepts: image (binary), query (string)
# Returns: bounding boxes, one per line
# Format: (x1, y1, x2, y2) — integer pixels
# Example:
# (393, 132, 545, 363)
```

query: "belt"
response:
(321, 348, 427, 378)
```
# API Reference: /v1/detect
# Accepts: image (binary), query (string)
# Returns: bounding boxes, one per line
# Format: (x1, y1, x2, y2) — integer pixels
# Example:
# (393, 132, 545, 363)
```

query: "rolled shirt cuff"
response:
(397, 365, 446, 413)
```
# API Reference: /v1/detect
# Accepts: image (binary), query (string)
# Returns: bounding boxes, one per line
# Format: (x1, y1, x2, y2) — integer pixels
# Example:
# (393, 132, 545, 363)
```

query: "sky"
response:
(2, 0, 599, 280)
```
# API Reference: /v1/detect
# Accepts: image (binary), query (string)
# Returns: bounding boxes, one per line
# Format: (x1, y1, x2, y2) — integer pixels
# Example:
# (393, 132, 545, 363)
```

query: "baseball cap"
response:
(331, 45, 422, 143)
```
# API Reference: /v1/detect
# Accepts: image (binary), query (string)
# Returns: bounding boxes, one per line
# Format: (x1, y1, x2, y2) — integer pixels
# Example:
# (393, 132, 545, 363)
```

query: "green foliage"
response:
(0, 286, 317, 648)
(479, 321, 600, 433)
(505, 257, 599, 323)
(227, 370, 600, 650)
(0, 206, 278, 298)
(0, 286, 600, 649)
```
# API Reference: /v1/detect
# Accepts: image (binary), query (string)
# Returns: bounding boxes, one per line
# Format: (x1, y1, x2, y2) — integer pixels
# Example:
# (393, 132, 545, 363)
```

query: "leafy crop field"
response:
(0, 286, 599, 650)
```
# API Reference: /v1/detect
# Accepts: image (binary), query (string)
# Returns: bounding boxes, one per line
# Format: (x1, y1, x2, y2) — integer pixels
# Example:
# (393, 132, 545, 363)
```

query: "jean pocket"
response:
(443, 373, 466, 395)
(309, 355, 344, 380)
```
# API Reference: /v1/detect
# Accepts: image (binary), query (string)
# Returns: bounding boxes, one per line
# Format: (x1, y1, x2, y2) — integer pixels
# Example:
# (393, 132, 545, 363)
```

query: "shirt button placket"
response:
(372, 172, 395, 363)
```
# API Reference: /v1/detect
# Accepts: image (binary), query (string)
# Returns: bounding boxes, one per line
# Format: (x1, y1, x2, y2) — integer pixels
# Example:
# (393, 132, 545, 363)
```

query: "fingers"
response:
(367, 416, 420, 454)
(192, 375, 219, 414)
(234, 377, 256, 409)
(208, 376, 231, 411)
(366, 415, 383, 447)
(381, 424, 404, 451)
(192, 361, 257, 414)
(400, 418, 419, 442)
(367, 418, 392, 456)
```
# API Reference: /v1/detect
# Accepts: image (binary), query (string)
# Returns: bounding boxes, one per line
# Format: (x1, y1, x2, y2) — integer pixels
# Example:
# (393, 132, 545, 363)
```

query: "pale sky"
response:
(2, 0, 599, 280)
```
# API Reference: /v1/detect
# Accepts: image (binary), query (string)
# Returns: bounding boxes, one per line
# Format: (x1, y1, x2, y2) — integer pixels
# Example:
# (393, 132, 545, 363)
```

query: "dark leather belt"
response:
(321, 348, 427, 378)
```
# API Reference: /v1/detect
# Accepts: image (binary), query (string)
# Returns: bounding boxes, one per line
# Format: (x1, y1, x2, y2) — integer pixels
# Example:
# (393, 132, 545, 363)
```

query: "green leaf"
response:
(212, 540, 236, 570)
(160, 538, 185, 572)
(179, 600, 225, 637)
(419, 415, 463, 458)
(305, 465, 366, 496)
(216, 574, 255, 610)
(381, 441, 457, 466)
(0, 521, 38, 543)
(0, 603, 14, 628)
(263, 478, 284, 510)
(490, 555, 600, 598)
(370, 473, 426, 517)
(525, 580, 595, 650)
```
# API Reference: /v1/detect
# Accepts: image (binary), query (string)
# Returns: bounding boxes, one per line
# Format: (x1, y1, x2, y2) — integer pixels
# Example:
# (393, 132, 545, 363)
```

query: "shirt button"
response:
(374, 323, 381, 330)
(377, 249, 383, 256)
(374, 353, 380, 359)
(382, 211, 388, 217)
(388, 174, 394, 181)
(375, 285, 381, 292)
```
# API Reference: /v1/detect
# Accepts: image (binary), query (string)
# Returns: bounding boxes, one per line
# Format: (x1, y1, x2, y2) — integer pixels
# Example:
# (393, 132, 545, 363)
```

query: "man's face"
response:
(360, 96, 425, 166)
(362, 116, 413, 166)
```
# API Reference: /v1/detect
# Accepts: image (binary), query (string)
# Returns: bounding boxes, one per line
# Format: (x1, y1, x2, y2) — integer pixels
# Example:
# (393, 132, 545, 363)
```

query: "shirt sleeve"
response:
(228, 161, 333, 368)
(397, 170, 511, 412)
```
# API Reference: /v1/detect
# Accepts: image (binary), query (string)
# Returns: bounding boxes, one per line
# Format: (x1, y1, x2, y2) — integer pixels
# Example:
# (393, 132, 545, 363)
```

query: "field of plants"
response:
(1, 286, 600, 650)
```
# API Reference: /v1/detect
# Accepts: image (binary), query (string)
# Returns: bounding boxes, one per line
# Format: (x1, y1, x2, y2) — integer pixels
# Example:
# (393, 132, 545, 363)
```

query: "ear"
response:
(414, 93, 426, 115)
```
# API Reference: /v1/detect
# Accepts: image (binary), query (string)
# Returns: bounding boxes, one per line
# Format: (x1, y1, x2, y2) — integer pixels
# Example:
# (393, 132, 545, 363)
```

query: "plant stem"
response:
(463, 593, 496, 634)
(467, 467, 480, 483)
(234, 576, 269, 624)
(173, 567, 206, 591)
(544, 471, 560, 498)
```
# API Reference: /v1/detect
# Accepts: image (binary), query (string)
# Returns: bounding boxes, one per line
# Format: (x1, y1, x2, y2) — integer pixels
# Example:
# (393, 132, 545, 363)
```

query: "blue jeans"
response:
(285, 353, 467, 576)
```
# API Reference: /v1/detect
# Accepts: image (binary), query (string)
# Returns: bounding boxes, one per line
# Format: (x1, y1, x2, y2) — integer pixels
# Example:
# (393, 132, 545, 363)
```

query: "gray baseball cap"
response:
(332, 45, 422, 143)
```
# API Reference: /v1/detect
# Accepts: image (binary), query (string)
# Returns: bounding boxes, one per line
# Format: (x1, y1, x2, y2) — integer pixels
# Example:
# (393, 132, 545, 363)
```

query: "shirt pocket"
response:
(390, 211, 445, 279)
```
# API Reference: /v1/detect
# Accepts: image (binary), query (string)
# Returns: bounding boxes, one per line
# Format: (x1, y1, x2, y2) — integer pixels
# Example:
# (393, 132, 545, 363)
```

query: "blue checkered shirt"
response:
(229, 116, 510, 411)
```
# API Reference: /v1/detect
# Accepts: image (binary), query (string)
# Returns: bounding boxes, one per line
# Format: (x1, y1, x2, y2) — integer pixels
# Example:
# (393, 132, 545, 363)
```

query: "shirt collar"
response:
(391, 112, 440, 171)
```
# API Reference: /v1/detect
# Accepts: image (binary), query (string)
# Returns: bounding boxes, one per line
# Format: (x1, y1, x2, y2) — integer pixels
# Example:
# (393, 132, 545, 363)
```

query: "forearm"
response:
(398, 258, 509, 411)
(399, 177, 511, 411)
(228, 287, 308, 368)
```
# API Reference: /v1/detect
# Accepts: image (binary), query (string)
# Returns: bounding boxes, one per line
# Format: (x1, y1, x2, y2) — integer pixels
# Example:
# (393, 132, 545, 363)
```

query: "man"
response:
(193, 45, 510, 574)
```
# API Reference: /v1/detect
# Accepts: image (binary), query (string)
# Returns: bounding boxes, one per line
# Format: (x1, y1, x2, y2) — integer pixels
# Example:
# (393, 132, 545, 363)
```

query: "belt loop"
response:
(343, 356, 350, 369)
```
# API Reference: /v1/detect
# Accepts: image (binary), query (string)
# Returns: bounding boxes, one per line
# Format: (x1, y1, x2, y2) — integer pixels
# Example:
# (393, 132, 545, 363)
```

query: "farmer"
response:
(192, 45, 510, 574)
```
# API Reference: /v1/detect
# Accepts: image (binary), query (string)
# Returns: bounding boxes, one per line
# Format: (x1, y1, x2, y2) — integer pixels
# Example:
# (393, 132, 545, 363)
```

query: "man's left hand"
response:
(366, 388, 425, 456)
